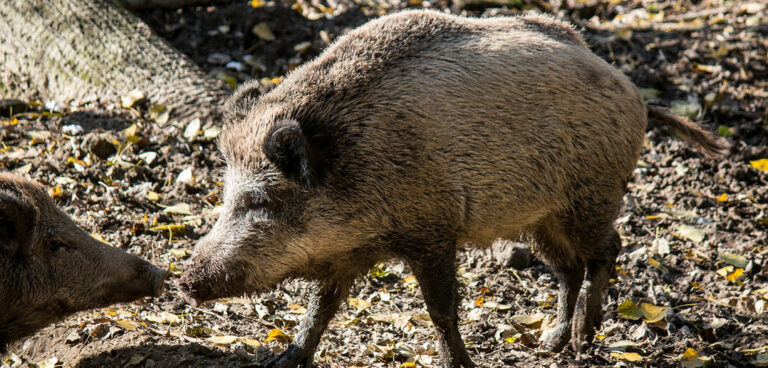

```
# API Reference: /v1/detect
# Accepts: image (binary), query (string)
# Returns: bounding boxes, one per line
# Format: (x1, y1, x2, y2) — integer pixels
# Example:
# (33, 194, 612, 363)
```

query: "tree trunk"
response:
(0, 0, 229, 121)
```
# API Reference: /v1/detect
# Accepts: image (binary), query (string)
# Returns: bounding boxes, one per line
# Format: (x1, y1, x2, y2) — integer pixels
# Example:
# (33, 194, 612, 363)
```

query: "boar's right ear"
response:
(0, 189, 31, 255)
(264, 119, 320, 188)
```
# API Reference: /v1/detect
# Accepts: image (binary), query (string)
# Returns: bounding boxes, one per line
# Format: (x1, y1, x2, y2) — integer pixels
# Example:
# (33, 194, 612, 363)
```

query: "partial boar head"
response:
(179, 115, 348, 305)
(0, 174, 166, 349)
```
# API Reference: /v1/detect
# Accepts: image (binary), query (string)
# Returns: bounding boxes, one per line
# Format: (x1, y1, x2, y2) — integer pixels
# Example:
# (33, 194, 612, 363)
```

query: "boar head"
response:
(0, 174, 166, 349)
(179, 116, 355, 305)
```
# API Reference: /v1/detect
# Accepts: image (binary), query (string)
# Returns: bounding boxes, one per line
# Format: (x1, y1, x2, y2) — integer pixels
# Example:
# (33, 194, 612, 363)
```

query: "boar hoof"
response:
(539, 324, 570, 352)
(264, 345, 312, 368)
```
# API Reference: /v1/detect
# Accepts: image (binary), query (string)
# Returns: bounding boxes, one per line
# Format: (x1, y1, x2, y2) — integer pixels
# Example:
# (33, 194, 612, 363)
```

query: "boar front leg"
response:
(407, 247, 475, 368)
(265, 280, 350, 368)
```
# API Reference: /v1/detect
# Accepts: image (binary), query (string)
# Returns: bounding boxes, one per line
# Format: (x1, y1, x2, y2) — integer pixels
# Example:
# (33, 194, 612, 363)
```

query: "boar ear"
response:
(0, 189, 31, 255)
(264, 119, 319, 187)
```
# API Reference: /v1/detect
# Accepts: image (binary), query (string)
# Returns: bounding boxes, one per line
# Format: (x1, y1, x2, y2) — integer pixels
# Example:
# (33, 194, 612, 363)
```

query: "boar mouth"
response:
(177, 267, 254, 307)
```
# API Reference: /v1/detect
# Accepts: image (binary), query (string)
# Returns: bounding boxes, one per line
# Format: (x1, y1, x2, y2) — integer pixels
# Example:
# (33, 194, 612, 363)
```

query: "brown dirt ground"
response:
(2, 0, 768, 367)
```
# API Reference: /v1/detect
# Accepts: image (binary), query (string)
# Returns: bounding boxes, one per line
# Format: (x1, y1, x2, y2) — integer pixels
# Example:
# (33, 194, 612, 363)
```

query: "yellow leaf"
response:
(250, 0, 264, 7)
(640, 303, 669, 323)
(751, 159, 768, 172)
(147, 191, 160, 202)
(617, 299, 643, 321)
(504, 334, 521, 344)
(726, 268, 744, 282)
(401, 363, 416, 367)
(474, 295, 484, 307)
(208, 335, 238, 345)
(716, 265, 734, 277)
(647, 257, 662, 269)
(116, 319, 137, 331)
(348, 297, 372, 310)
(610, 352, 643, 362)
(681, 347, 711, 368)
(264, 328, 291, 343)
(716, 193, 728, 202)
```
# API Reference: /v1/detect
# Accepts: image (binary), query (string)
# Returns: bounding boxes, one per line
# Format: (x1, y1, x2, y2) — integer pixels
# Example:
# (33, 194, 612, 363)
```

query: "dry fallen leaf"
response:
(264, 328, 291, 343)
(719, 253, 748, 268)
(241, 338, 261, 348)
(348, 297, 372, 310)
(680, 347, 711, 368)
(725, 268, 744, 283)
(252, 22, 275, 41)
(168, 249, 188, 259)
(640, 303, 670, 323)
(510, 314, 544, 328)
(609, 340, 644, 353)
(618, 299, 643, 321)
(208, 335, 238, 346)
(162, 203, 193, 216)
(288, 304, 307, 314)
(144, 311, 180, 325)
(115, 319, 137, 331)
(611, 351, 643, 363)
(121, 90, 145, 108)
(474, 295, 484, 307)
(673, 224, 706, 243)
(751, 159, 768, 172)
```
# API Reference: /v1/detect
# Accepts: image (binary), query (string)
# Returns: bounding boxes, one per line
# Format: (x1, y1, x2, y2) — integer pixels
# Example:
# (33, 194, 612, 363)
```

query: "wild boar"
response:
(0, 173, 166, 351)
(179, 10, 727, 368)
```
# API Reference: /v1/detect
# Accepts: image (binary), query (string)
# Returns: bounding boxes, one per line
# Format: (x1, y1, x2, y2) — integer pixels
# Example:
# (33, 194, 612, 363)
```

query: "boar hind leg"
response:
(407, 247, 475, 368)
(265, 280, 351, 368)
(572, 229, 620, 353)
(536, 223, 585, 352)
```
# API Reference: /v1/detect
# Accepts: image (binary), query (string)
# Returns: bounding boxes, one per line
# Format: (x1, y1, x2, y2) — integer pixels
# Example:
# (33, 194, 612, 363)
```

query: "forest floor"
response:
(2, 0, 768, 367)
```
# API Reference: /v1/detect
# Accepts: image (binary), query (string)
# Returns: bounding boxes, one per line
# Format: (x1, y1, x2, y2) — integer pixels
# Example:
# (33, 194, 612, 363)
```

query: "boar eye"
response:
(50, 240, 70, 251)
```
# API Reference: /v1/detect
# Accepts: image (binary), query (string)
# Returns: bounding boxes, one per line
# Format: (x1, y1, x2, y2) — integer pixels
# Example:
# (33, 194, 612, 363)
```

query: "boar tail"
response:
(647, 105, 731, 157)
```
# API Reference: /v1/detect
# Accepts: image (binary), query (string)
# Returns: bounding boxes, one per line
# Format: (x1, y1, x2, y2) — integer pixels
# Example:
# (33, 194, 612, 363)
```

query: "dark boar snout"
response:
(110, 260, 167, 301)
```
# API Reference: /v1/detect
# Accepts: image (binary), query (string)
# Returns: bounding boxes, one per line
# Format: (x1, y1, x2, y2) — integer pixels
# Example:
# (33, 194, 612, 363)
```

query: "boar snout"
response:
(178, 256, 251, 306)
(106, 258, 167, 302)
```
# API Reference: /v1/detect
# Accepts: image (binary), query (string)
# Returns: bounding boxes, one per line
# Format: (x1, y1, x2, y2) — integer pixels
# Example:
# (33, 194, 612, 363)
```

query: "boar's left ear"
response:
(264, 119, 321, 188)
(0, 189, 32, 255)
